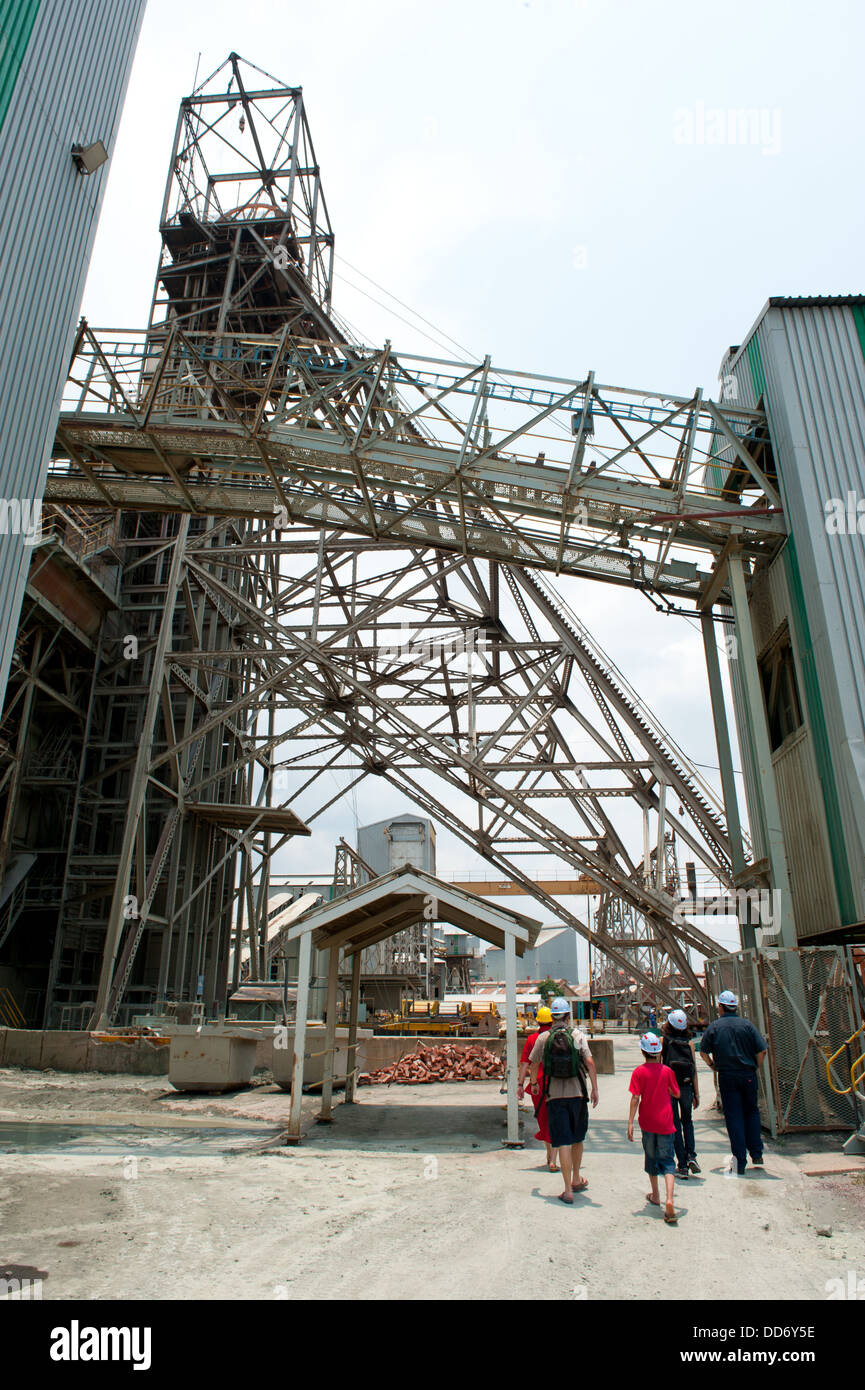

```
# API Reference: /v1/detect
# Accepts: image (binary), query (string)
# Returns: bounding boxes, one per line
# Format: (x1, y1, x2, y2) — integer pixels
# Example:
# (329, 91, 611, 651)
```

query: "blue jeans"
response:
(642, 1131, 675, 1176)
(671, 1080, 696, 1167)
(718, 1070, 763, 1169)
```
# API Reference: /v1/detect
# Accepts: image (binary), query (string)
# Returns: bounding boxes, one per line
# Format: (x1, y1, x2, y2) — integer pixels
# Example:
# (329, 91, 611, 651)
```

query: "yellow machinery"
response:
(373, 997, 511, 1037)
(466, 999, 499, 1037)
(375, 999, 468, 1036)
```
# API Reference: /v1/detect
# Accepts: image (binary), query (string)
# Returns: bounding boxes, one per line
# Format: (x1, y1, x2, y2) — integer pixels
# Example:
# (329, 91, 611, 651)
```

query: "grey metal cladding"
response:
(757, 303, 865, 916)
(724, 300, 865, 925)
(0, 0, 146, 698)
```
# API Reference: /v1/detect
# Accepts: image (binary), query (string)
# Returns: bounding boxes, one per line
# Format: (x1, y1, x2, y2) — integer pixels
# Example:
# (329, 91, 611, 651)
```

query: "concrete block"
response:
(40, 1030, 91, 1071)
(2, 1029, 44, 1068)
(169, 1032, 259, 1092)
(0, 1028, 6, 1065)
(253, 1031, 276, 1071)
(588, 1036, 615, 1074)
(272, 1026, 372, 1092)
(87, 1037, 170, 1075)
(161, 1021, 276, 1073)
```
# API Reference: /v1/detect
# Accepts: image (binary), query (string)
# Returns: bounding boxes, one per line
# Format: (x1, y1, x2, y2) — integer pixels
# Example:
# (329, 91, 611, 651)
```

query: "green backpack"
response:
(542, 1025, 586, 1094)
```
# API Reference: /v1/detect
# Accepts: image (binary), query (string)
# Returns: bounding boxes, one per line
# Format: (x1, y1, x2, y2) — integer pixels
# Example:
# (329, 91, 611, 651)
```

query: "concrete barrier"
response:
(87, 1036, 170, 1075)
(2, 1029, 44, 1068)
(0, 1028, 169, 1075)
(587, 1036, 614, 1074)
(0, 1025, 615, 1079)
(169, 1033, 259, 1092)
(272, 1026, 373, 1092)
(41, 1031, 90, 1071)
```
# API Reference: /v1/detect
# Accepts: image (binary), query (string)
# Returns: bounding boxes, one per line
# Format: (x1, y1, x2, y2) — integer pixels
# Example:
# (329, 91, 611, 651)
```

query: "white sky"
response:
(80, 0, 865, 967)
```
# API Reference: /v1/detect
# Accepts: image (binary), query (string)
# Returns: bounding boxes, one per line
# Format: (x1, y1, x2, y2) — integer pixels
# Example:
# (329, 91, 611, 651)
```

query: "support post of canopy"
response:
(345, 947, 362, 1105)
(286, 929, 312, 1143)
(502, 931, 522, 1147)
(318, 942, 340, 1121)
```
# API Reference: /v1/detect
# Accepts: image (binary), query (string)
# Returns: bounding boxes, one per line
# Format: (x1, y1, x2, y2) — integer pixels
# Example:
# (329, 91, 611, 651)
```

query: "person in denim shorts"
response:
(627, 1031, 681, 1225)
(529, 998, 599, 1205)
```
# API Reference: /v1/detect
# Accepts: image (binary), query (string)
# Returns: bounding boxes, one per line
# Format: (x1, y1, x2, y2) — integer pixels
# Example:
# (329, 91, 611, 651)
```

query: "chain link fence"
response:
(706, 945, 865, 1135)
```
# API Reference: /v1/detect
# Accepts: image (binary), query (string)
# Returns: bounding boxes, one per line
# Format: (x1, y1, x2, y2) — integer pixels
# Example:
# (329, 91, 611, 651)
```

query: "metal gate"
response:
(705, 946, 865, 1135)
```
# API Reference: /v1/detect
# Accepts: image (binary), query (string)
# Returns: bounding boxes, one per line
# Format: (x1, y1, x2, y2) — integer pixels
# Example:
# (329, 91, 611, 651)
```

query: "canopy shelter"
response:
(282, 866, 542, 1144)
(186, 802, 311, 836)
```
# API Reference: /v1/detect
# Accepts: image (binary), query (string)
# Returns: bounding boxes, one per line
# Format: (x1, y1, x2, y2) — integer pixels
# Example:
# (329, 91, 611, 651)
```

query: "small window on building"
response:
(759, 625, 803, 751)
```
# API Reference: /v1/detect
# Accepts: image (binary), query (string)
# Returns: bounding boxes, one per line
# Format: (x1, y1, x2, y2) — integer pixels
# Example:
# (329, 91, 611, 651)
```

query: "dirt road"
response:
(0, 1036, 862, 1300)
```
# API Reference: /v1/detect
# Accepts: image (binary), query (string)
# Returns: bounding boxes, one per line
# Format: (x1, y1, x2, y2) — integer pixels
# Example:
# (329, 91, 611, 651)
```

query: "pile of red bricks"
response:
(358, 1041, 505, 1085)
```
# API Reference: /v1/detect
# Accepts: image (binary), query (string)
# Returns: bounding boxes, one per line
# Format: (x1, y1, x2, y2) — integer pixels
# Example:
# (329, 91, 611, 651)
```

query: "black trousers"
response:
(718, 1070, 763, 1168)
(671, 1080, 697, 1166)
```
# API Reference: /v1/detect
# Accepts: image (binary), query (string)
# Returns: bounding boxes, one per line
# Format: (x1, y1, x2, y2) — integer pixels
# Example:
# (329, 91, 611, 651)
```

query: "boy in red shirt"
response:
(628, 1031, 681, 1225)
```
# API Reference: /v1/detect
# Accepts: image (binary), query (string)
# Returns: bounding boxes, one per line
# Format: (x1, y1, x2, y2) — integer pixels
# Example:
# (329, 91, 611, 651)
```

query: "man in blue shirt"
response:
(699, 990, 768, 1175)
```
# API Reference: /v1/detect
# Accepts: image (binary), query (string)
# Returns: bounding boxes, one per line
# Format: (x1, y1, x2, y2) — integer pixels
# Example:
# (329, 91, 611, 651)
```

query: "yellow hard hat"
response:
(536, 1006, 553, 1023)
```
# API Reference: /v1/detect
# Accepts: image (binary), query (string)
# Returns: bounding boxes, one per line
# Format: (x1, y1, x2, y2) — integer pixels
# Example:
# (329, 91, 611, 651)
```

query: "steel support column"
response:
(90, 516, 190, 1029)
(726, 552, 796, 949)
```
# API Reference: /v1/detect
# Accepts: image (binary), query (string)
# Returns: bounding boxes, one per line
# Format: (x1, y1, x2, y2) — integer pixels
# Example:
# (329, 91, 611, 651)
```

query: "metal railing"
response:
(0, 987, 26, 1028)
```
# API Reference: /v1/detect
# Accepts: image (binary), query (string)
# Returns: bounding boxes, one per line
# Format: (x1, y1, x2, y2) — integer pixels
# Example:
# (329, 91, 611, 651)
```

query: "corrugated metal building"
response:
(718, 297, 865, 940)
(483, 924, 579, 984)
(357, 814, 436, 877)
(0, 0, 146, 699)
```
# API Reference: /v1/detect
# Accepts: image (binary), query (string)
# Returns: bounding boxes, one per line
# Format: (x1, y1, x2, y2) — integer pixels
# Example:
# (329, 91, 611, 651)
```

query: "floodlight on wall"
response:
(71, 140, 108, 175)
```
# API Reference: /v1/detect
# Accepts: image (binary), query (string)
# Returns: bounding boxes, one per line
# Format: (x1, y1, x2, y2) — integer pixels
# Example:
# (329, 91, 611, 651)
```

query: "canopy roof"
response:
(283, 865, 542, 958)
(187, 802, 311, 835)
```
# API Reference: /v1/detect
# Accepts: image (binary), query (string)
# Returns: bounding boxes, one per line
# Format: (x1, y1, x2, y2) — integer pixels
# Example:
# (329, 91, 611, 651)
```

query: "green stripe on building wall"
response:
(746, 337, 766, 402)
(852, 304, 865, 363)
(745, 333, 857, 925)
(782, 536, 856, 923)
(0, 0, 41, 135)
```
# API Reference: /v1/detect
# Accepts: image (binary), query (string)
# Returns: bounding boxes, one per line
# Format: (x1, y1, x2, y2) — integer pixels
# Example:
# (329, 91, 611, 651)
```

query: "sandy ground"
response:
(0, 1036, 862, 1301)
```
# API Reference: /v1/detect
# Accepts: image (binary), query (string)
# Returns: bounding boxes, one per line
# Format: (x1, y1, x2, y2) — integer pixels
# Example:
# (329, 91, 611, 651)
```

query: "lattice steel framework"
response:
(1, 56, 788, 1027)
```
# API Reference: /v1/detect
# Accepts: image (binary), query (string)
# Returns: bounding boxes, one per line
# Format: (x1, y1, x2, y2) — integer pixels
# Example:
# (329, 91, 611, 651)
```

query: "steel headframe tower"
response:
(36, 56, 792, 1026)
(41, 55, 342, 1028)
(150, 52, 334, 336)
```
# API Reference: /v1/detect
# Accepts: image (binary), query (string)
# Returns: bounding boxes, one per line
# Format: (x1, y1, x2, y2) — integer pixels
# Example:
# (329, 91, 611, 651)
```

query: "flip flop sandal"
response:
(572, 1178, 589, 1192)
(558, 1192, 574, 1205)
(646, 1193, 661, 1206)
(664, 1207, 678, 1225)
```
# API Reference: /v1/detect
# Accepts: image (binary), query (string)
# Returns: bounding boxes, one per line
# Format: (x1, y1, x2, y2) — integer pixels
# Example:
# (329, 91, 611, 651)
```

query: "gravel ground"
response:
(0, 1037, 862, 1301)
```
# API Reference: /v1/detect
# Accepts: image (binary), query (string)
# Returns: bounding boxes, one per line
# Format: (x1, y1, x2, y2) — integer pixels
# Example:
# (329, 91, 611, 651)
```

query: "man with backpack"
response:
(528, 997, 599, 1204)
(661, 1009, 701, 1180)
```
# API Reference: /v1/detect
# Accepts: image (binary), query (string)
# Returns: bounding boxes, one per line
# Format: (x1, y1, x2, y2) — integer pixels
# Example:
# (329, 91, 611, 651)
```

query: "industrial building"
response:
(0, 51, 861, 1147)
(718, 298, 865, 942)
(482, 924, 579, 984)
(0, 0, 145, 699)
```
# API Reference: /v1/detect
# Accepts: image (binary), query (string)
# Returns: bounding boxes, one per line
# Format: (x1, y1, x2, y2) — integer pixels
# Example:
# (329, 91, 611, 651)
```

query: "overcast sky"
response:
(80, 0, 865, 964)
